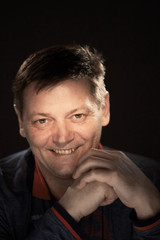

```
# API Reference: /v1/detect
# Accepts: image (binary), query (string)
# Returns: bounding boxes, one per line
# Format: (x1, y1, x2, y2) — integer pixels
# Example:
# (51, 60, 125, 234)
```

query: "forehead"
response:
(22, 79, 96, 112)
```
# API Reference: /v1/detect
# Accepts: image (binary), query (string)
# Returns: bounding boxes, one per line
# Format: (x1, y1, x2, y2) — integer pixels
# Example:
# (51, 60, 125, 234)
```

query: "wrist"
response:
(130, 209, 160, 231)
(58, 199, 82, 222)
(135, 194, 160, 220)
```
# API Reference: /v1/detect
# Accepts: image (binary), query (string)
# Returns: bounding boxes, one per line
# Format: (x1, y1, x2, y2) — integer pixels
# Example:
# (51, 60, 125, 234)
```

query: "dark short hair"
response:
(12, 44, 107, 116)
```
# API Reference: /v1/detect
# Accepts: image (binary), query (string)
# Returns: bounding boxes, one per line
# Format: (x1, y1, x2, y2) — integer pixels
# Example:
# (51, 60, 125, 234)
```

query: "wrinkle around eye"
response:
(71, 114, 87, 123)
(33, 118, 53, 129)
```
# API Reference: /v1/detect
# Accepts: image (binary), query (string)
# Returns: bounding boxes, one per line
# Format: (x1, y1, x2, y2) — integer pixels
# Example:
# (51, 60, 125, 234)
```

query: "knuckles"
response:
(89, 181, 107, 192)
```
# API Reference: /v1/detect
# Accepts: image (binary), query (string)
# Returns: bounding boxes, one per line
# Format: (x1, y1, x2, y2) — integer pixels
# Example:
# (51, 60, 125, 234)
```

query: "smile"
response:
(52, 148, 75, 155)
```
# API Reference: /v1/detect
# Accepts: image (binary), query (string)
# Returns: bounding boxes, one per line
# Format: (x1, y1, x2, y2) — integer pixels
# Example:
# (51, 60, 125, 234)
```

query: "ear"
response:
(101, 92, 110, 126)
(13, 104, 26, 138)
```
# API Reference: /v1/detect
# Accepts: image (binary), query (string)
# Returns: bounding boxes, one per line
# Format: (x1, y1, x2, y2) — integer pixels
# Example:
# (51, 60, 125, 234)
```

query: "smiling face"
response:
(15, 78, 110, 179)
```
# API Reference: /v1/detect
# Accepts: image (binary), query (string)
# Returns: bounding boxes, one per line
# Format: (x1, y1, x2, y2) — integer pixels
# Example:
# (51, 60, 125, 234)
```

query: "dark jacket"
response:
(0, 148, 160, 240)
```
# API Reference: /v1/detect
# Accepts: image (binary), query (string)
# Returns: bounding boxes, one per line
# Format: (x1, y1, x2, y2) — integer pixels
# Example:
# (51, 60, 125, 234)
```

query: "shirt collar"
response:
(32, 160, 51, 200)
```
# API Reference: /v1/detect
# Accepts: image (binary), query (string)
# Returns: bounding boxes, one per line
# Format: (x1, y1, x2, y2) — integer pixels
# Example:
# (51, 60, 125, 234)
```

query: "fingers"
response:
(74, 168, 118, 205)
(77, 148, 118, 166)
(74, 173, 118, 206)
(76, 168, 114, 189)
(70, 148, 160, 218)
(73, 148, 120, 179)
(73, 155, 114, 179)
(59, 179, 117, 221)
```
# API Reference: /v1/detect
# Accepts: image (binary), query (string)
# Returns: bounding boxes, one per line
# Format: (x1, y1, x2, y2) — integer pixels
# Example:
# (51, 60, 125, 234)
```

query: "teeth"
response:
(53, 148, 75, 154)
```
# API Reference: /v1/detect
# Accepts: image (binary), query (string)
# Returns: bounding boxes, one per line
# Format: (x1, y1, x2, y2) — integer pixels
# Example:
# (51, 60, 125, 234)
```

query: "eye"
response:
(33, 118, 51, 129)
(38, 119, 47, 124)
(72, 113, 86, 123)
(74, 114, 83, 119)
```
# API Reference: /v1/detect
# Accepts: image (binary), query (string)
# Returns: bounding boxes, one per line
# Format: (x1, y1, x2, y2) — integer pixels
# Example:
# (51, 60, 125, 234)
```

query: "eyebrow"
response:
(29, 113, 53, 118)
(29, 106, 94, 118)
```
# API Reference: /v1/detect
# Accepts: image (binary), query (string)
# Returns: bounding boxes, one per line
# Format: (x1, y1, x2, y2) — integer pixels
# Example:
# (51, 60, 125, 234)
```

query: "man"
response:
(0, 44, 160, 239)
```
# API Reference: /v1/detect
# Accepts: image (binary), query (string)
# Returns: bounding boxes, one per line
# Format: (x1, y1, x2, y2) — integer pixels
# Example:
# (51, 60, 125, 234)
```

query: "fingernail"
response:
(72, 172, 79, 179)
(72, 173, 77, 179)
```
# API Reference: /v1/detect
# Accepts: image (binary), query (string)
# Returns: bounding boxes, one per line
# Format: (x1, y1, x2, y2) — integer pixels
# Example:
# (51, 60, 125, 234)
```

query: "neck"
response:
(38, 165, 74, 200)
(47, 175, 73, 200)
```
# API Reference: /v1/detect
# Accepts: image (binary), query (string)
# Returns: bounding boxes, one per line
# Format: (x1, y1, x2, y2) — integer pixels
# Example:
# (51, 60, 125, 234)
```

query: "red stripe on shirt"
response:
(134, 219, 160, 231)
(51, 207, 82, 240)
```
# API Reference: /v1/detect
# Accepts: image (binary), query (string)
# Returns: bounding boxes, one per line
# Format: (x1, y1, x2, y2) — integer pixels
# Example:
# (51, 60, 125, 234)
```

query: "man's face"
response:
(16, 79, 110, 179)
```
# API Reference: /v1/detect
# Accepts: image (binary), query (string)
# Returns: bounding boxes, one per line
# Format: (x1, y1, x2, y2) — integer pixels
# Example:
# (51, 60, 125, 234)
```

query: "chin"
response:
(52, 165, 76, 179)
(54, 171, 74, 180)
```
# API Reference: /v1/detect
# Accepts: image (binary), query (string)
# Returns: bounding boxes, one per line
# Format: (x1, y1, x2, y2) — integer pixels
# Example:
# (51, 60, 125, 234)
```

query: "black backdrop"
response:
(1, 1, 160, 160)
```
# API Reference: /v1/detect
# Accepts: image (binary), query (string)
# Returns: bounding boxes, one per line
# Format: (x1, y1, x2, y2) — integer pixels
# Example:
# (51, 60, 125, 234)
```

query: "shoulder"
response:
(125, 151, 160, 188)
(103, 145, 160, 170)
(0, 150, 33, 237)
(0, 148, 34, 192)
(0, 148, 33, 171)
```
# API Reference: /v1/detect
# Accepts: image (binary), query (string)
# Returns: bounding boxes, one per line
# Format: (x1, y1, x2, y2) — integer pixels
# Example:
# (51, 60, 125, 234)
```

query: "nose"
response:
(51, 120, 74, 148)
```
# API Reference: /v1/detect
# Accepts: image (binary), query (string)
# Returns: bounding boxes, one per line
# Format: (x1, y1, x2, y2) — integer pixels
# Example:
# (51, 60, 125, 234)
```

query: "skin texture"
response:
(15, 78, 109, 197)
(69, 149, 160, 221)
(15, 78, 160, 222)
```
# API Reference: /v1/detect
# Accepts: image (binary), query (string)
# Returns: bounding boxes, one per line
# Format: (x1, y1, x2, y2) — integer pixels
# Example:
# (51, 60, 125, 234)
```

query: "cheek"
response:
(77, 120, 102, 141)
(24, 127, 50, 147)
(88, 118, 103, 141)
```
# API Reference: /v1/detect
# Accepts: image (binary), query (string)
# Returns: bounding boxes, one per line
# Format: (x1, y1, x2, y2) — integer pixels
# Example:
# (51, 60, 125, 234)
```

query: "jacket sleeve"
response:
(0, 201, 83, 240)
(133, 223, 160, 239)
(0, 203, 12, 239)
(131, 211, 160, 239)
(25, 208, 83, 240)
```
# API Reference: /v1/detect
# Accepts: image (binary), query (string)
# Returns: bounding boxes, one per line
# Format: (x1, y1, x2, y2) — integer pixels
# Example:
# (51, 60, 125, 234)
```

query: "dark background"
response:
(0, 1, 160, 160)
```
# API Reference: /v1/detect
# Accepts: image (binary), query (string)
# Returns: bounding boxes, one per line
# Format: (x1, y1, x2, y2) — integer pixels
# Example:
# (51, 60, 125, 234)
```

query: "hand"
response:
(72, 148, 160, 220)
(59, 178, 117, 222)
